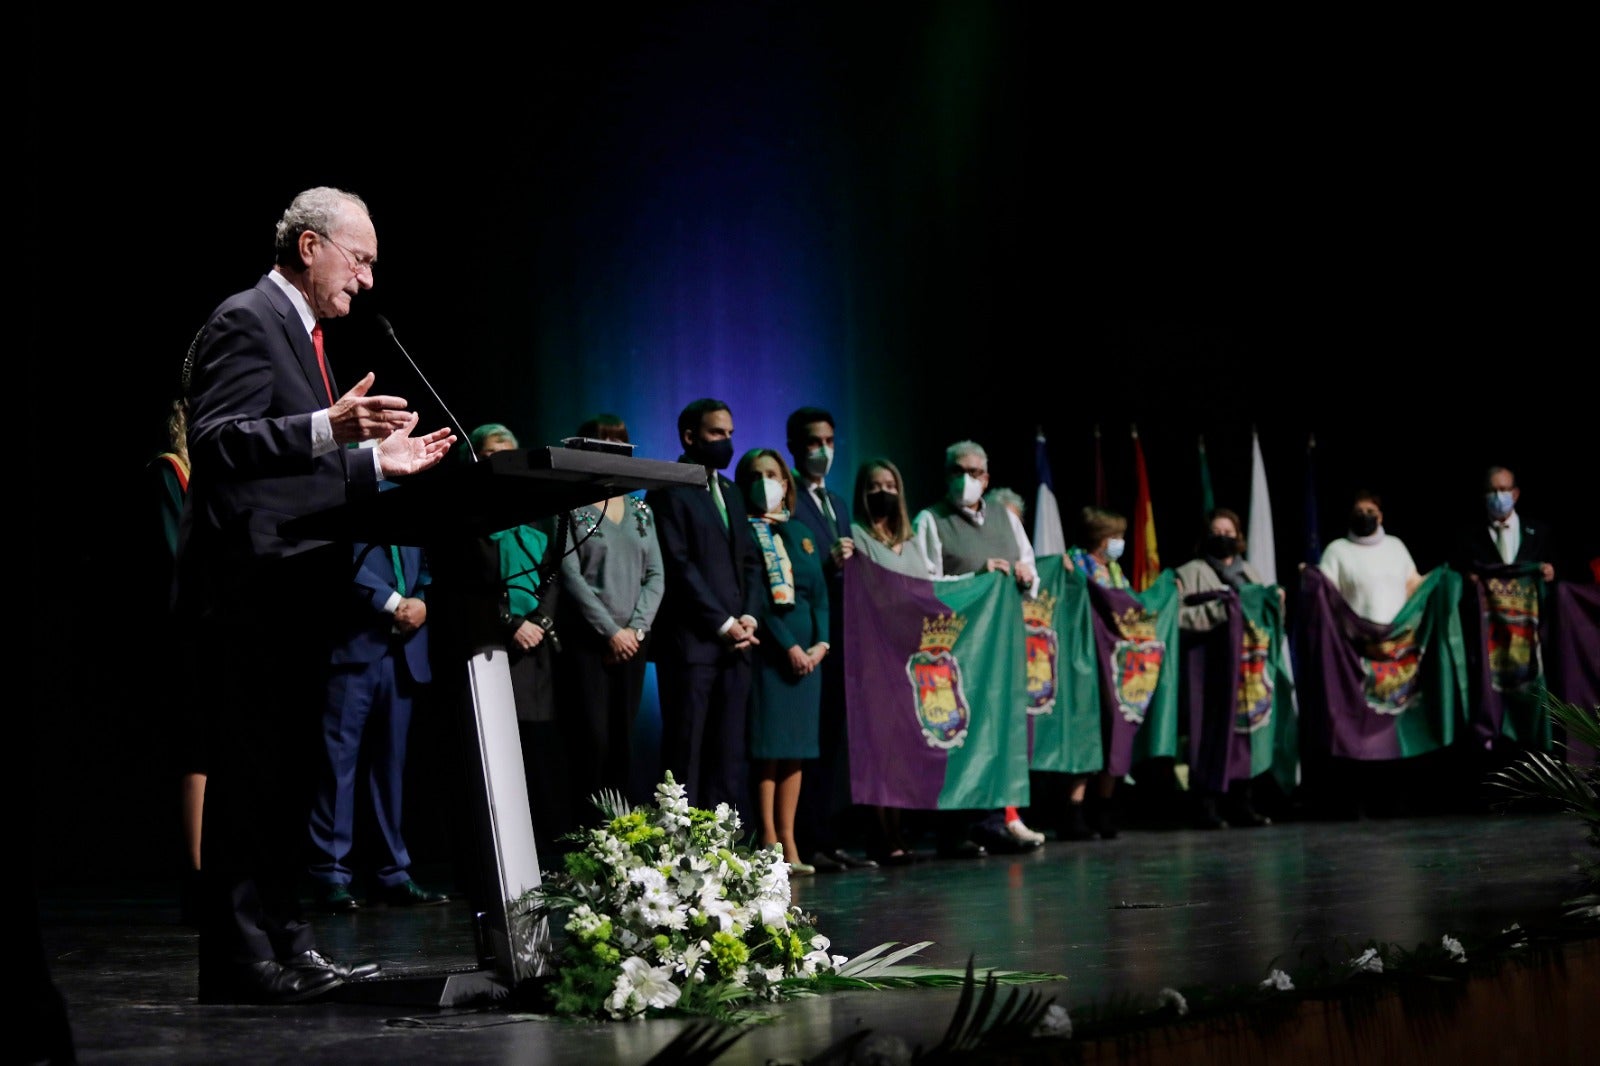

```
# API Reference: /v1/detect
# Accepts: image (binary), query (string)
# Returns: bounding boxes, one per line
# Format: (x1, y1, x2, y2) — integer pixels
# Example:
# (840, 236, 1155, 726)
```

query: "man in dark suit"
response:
(783, 406, 876, 873)
(1449, 464, 1557, 582)
(176, 186, 456, 1004)
(645, 398, 765, 821)
(308, 540, 449, 914)
(1446, 463, 1559, 809)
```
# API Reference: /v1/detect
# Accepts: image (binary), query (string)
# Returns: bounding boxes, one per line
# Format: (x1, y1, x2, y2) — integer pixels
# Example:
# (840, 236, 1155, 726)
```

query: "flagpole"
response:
(1130, 423, 1160, 591)
(1093, 423, 1105, 508)
(1033, 426, 1066, 557)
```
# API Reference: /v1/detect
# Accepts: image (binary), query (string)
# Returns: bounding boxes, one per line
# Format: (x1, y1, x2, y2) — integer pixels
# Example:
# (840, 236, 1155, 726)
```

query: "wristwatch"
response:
(634, 626, 648, 642)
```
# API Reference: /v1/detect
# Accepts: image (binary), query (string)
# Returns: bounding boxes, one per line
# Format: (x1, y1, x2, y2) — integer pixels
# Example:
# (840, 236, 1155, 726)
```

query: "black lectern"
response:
(281, 446, 704, 1006)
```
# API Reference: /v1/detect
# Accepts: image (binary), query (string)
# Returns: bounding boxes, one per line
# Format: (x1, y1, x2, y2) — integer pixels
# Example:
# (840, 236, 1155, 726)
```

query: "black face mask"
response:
(1203, 533, 1238, 558)
(688, 438, 734, 470)
(865, 490, 899, 519)
(1349, 511, 1379, 537)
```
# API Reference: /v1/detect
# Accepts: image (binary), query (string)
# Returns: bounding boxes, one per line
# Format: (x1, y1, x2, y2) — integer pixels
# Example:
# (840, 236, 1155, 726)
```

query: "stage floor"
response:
(34, 810, 1593, 1064)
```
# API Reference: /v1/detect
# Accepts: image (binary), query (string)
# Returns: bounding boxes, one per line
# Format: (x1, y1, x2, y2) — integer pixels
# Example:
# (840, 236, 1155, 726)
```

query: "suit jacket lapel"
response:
(826, 489, 847, 539)
(257, 276, 331, 404)
(714, 473, 737, 545)
(797, 483, 844, 546)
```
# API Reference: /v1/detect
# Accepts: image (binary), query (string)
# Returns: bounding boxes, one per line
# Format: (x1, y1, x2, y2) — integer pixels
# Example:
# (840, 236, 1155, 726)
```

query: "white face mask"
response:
(1486, 490, 1515, 520)
(949, 473, 984, 508)
(750, 477, 786, 515)
(803, 445, 833, 479)
(1104, 537, 1126, 562)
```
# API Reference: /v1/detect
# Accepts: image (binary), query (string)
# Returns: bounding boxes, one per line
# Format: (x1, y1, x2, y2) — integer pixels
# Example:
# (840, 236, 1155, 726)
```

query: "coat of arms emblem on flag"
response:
(1023, 591, 1058, 716)
(907, 613, 970, 749)
(1360, 631, 1424, 716)
(1483, 573, 1540, 693)
(1236, 618, 1275, 734)
(1111, 605, 1165, 725)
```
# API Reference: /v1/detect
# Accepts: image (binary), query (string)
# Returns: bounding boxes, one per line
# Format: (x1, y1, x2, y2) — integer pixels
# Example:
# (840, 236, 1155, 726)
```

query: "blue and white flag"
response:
(1033, 428, 1067, 558)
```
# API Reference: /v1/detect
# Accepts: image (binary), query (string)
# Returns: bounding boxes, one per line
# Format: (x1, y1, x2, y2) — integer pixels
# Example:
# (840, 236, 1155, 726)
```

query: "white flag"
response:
(1247, 429, 1277, 586)
(1033, 429, 1067, 557)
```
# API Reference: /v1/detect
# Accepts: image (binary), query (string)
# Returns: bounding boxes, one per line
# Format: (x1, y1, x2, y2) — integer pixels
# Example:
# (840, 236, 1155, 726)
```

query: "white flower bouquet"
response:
(518, 774, 846, 1021)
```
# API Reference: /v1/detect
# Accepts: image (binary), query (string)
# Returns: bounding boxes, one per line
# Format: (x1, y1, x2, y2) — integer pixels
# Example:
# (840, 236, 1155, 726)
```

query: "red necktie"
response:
(311, 324, 334, 404)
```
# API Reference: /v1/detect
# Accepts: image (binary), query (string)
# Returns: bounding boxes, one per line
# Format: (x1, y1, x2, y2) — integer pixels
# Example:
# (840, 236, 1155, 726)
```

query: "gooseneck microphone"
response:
(374, 314, 477, 462)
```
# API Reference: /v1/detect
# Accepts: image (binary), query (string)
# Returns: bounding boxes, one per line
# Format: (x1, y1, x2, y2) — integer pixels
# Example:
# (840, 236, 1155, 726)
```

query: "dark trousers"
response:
(192, 599, 327, 969)
(308, 653, 418, 890)
(794, 656, 851, 855)
(555, 634, 648, 826)
(655, 652, 752, 825)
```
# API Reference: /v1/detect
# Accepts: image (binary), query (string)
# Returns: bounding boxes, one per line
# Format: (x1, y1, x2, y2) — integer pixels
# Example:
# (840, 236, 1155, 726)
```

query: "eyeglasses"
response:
(318, 232, 376, 277)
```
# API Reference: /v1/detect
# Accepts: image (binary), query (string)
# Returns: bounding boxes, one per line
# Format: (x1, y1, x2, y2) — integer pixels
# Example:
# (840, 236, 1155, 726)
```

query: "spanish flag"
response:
(1131, 425, 1161, 591)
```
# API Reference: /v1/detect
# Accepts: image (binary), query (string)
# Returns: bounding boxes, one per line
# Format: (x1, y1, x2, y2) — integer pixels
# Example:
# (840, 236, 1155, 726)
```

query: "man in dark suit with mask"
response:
(783, 407, 877, 872)
(646, 398, 767, 821)
(176, 186, 456, 1004)
(1449, 465, 1556, 582)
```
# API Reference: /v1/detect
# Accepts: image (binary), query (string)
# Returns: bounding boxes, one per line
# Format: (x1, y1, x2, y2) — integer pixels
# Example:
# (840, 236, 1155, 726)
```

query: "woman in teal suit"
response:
(734, 449, 830, 875)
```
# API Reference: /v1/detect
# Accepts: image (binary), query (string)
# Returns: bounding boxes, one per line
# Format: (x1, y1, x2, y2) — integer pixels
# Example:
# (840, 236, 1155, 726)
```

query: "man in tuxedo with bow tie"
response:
(176, 186, 456, 1004)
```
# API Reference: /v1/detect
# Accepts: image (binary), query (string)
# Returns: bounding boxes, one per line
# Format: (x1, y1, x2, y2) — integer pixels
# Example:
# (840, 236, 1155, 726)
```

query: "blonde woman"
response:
(735, 448, 830, 875)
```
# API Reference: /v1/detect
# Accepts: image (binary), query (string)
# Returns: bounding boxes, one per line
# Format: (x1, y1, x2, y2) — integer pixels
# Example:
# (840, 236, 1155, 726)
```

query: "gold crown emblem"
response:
(1114, 606, 1157, 640)
(919, 612, 967, 653)
(1485, 577, 1539, 614)
(1022, 590, 1057, 627)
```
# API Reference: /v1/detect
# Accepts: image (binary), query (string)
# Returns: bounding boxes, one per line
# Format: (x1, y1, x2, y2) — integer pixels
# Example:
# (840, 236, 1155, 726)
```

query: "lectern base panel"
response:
(329, 966, 512, 1008)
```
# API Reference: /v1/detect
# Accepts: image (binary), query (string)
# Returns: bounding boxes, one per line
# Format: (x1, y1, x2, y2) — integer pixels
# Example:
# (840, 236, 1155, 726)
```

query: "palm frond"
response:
(1489, 751, 1600, 816)
(932, 956, 979, 1052)
(589, 787, 634, 821)
(920, 957, 1058, 1061)
(642, 1019, 747, 1066)
(829, 941, 1062, 987)
(835, 941, 937, 977)
(1545, 693, 1600, 752)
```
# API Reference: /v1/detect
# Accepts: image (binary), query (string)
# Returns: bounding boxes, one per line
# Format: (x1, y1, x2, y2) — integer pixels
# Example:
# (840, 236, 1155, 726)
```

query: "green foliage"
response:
(1489, 692, 1600, 885)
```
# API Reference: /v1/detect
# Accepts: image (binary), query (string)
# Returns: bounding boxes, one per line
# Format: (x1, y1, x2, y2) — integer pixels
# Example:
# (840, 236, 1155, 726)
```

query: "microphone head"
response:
(374, 314, 396, 336)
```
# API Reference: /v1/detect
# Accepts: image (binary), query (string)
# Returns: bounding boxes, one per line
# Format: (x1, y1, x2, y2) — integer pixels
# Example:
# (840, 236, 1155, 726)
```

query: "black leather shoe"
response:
(821, 849, 879, 870)
(1192, 796, 1229, 831)
(808, 851, 846, 873)
(373, 880, 449, 907)
(872, 848, 917, 866)
(179, 869, 203, 928)
(1225, 803, 1273, 828)
(318, 884, 361, 914)
(198, 959, 343, 1005)
(936, 840, 987, 860)
(1058, 804, 1097, 841)
(283, 949, 381, 982)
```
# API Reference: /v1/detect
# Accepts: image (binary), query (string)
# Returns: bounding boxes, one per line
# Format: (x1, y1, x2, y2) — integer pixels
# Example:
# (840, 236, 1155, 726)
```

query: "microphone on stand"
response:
(374, 314, 477, 462)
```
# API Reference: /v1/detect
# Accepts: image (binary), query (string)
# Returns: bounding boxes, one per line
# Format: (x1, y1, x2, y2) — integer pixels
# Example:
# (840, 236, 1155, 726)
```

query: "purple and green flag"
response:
(1545, 582, 1599, 768)
(1085, 571, 1181, 777)
(1025, 554, 1103, 774)
(843, 555, 1029, 809)
(1296, 566, 1467, 760)
(1179, 585, 1296, 796)
(1459, 561, 1550, 751)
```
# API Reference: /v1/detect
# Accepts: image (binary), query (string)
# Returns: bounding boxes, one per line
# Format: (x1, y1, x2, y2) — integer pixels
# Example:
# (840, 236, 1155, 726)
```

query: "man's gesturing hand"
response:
(329, 372, 413, 444)
(376, 411, 457, 476)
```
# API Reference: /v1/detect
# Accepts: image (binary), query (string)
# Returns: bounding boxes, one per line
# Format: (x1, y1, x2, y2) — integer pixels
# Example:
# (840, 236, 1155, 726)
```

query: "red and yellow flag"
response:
(1131, 426, 1160, 591)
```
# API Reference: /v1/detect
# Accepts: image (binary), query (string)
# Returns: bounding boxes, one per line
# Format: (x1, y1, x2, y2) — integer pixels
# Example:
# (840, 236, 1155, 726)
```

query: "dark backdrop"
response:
(27, 5, 1592, 885)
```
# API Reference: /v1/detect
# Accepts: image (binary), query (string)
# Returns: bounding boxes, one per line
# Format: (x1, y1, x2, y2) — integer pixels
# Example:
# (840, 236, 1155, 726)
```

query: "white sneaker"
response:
(1005, 818, 1046, 846)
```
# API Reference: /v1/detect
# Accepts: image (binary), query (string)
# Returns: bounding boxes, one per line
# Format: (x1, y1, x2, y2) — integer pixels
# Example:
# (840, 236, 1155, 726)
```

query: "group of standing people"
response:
(144, 184, 1577, 1012)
